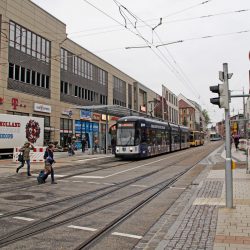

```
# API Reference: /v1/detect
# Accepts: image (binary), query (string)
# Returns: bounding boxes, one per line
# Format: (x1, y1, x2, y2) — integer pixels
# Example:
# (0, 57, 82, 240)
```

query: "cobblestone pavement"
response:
(135, 145, 250, 250)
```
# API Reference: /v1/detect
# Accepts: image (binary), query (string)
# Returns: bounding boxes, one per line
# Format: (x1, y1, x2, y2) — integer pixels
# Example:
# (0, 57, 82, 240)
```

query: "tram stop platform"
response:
(135, 144, 250, 250)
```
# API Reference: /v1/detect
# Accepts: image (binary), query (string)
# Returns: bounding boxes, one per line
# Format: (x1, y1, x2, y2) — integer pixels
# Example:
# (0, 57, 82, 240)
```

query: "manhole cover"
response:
(4, 195, 34, 200)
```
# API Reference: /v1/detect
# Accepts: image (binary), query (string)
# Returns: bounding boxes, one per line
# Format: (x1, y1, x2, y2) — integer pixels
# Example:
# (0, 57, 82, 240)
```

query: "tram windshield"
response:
(117, 122, 135, 146)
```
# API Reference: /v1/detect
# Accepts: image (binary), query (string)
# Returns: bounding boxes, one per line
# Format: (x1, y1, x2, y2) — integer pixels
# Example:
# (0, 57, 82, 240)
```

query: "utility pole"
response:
(223, 63, 233, 208)
(210, 63, 233, 208)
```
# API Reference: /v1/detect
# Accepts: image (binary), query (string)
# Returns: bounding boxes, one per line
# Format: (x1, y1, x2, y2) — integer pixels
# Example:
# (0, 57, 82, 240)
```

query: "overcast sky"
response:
(32, 0, 250, 124)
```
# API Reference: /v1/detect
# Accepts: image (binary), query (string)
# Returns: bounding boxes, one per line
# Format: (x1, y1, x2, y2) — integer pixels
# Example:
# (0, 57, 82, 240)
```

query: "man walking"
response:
(81, 137, 86, 153)
(16, 141, 34, 176)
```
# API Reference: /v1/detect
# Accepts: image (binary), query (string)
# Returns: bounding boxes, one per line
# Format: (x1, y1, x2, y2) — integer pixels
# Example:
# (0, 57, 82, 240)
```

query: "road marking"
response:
(72, 181, 84, 183)
(130, 184, 148, 188)
(112, 232, 142, 239)
(170, 186, 186, 190)
(73, 176, 104, 179)
(103, 183, 115, 186)
(0, 213, 3, 216)
(59, 180, 70, 182)
(13, 216, 34, 221)
(77, 156, 113, 162)
(87, 181, 101, 185)
(55, 175, 66, 177)
(68, 225, 97, 231)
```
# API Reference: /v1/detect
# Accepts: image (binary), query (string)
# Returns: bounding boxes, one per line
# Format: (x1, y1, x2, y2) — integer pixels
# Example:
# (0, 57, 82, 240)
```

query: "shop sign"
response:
(92, 113, 101, 121)
(101, 114, 110, 121)
(62, 110, 73, 118)
(111, 116, 119, 121)
(34, 103, 51, 113)
(11, 98, 26, 110)
(80, 110, 91, 120)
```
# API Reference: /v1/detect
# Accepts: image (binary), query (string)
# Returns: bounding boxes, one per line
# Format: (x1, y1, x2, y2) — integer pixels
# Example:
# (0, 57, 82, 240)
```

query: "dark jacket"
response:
(44, 148, 55, 164)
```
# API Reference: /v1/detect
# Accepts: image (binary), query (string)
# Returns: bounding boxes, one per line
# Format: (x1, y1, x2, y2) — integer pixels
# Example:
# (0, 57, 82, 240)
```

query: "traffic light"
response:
(209, 83, 229, 109)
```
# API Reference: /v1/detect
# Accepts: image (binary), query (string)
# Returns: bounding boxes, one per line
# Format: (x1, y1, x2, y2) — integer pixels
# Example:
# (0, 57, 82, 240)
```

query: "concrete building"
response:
(0, 0, 139, 148)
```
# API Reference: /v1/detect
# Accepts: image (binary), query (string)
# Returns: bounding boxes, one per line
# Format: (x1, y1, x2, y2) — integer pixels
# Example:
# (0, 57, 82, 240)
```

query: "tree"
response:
(202, 109, 210, 126)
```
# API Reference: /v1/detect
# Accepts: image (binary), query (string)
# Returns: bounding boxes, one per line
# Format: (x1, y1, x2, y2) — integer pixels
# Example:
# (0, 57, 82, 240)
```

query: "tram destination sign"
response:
(118, 123, 134, 128)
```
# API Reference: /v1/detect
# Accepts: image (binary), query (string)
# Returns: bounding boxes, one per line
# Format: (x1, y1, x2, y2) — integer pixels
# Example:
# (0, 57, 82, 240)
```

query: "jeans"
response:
(50, 167, 55, 183)
(18, 160, 31, 175)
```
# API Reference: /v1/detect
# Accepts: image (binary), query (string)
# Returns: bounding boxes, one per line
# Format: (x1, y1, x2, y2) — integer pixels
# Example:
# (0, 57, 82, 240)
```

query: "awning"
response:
(73, 105, 146, 118)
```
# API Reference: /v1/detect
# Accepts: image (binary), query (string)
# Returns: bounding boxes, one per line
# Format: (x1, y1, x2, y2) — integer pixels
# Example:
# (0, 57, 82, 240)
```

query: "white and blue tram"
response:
(115, 116, 190, 158)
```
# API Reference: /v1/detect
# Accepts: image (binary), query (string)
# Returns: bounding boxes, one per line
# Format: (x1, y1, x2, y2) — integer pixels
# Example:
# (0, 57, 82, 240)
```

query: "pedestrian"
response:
(234, 134, 240, 150)
(68, 142, 75, 156)
(43, 144, 57, 184)
(81, 137, 86, 153)
(94, 137, 99, 153)
(111, 138, 116, 154)
(16, 141, 34, 176)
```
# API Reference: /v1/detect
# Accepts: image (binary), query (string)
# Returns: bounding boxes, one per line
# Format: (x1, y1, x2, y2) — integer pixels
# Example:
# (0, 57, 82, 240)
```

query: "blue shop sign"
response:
(80, 110, 92, 120)
(75, 121, 99, 133)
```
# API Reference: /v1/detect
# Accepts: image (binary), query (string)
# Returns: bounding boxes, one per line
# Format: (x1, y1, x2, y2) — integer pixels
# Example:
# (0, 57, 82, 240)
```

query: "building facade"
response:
(163, 85, 179, 124)
(0, 0, 138, 148)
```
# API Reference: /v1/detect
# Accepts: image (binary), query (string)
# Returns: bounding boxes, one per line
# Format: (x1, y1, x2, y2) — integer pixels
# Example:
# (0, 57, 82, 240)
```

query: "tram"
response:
(189, 131, 204, 146)
(115, 116, 190, 159)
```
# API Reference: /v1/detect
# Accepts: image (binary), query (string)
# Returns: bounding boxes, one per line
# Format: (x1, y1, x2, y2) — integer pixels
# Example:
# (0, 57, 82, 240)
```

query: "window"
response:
(21, 27, 26, 53)
(9, 21, 15, 47)
(21, 67, 25, 82)
(36, 73, 41, 86)
(32, 71, 36, 85)
(26, 69, 31, 83)
(9, 63, 14, 79)
(9, 21, 51, 64)
(15, 24, 21, 50)
(41, 74, 45, 87)
(74, 86, 78, 97)
(36, 36, 41, 59)
(32, 33, 36, 57)
(15, 65, 20, 80)
(41, 38, 46, 61)
(27, 31, 31, 55)
(46, 76, 50, 89)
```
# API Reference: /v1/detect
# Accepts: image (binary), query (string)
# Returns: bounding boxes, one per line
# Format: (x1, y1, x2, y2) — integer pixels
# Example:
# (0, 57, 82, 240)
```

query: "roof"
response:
(73, 105, 146, 118)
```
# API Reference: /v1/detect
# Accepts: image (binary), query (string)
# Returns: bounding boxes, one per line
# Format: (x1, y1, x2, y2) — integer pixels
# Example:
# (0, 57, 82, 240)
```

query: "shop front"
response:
(75, 120, 99, 150)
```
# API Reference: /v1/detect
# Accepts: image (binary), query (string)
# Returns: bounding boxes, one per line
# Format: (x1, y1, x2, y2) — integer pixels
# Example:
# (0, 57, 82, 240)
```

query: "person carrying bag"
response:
(16, 141, 34, 176)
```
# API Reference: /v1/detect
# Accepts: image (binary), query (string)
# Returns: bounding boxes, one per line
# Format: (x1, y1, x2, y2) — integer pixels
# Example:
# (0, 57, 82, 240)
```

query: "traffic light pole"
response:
(223, 63, 233, 209)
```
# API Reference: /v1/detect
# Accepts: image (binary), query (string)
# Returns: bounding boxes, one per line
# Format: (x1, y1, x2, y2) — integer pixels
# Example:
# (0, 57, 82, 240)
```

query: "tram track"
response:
(0, 159, 135, 193)
(0, 143, 219, 248)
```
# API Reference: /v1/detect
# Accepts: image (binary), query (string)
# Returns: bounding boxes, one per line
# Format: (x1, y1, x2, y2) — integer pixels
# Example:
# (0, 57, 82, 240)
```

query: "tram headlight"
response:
(129, 147, 133, 152)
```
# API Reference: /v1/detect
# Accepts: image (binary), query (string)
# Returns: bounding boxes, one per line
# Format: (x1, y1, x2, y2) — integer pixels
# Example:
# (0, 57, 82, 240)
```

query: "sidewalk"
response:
(136, 145, 250, 250)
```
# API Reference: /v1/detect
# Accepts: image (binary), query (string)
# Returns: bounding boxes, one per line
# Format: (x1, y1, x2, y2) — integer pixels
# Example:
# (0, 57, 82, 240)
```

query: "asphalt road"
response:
(0, 141, 222, 250)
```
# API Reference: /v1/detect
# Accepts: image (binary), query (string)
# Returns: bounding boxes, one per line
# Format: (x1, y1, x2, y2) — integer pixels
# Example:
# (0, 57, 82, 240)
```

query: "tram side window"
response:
(135, 127, 141, 145)
(141, 127, 147, 143)
(156, 130, 162, 144)
(166, 131, 170, 145)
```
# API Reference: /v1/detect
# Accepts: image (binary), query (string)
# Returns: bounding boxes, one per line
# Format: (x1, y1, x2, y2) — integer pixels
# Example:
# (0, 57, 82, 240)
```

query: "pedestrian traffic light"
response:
(209, 83, 229, 109)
